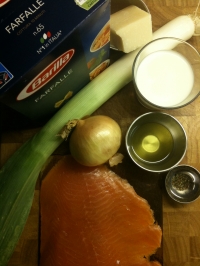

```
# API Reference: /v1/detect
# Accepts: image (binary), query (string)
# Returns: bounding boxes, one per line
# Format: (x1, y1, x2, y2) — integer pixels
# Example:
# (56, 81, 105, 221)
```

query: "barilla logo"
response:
(0, 0, 10, 7)
(17, 49, 75, 101)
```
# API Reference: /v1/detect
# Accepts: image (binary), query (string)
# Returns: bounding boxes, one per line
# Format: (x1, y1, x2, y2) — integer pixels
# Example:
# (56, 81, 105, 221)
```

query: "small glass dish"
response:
(125, 112, 187, 173)
(165, 165, 200, 203)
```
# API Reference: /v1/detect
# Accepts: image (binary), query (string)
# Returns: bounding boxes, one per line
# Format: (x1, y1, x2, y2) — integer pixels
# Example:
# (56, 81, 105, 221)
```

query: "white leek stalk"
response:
(0, 15, 195, 266)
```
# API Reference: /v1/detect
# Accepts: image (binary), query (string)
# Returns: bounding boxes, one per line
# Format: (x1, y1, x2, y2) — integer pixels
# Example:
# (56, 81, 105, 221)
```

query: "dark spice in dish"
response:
(171, 173, 193, 191)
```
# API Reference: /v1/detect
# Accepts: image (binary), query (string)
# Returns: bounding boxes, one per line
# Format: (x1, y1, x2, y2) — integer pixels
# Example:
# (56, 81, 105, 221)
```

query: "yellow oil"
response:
(131, 122, 174, 162)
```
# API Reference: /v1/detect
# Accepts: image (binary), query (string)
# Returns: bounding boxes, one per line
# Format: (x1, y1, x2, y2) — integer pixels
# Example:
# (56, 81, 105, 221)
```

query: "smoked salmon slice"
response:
(40, 155, 162, 266)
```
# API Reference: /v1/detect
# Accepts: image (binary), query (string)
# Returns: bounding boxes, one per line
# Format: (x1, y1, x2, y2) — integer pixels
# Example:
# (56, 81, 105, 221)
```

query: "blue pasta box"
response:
(0, 0, 110, 121)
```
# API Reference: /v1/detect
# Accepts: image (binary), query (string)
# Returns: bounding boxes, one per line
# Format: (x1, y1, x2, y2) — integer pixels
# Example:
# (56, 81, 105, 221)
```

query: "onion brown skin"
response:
(69, 115, 122, 166)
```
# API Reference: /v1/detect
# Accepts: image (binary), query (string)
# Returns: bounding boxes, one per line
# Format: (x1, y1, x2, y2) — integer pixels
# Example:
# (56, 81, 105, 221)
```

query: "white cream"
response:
(136, 50, 194, 107)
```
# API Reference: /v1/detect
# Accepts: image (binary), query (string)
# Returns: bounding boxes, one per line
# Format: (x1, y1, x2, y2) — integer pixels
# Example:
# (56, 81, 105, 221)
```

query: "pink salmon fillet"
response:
(40, 155, 162, 266)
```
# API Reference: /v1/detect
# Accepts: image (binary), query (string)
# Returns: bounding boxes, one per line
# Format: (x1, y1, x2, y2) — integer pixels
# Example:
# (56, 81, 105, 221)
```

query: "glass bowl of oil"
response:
(125, 112, 187, 172)
(165, 165, 200, 203)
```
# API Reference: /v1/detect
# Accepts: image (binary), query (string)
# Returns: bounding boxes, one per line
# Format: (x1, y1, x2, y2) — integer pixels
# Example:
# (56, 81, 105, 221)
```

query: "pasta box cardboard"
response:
(0, 0, 110, 121)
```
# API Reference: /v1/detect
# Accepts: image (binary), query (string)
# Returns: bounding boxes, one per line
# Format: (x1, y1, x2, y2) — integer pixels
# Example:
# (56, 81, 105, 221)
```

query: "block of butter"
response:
(110, 5, 152, 53)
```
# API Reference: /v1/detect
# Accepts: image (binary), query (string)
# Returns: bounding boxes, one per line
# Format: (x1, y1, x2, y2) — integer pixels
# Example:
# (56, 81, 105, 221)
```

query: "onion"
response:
(69, 115, 122, 166)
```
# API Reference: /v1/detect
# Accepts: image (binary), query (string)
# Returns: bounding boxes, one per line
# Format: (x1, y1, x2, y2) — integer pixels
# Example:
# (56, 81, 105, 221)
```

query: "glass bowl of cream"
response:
(132, 37, 200, 110)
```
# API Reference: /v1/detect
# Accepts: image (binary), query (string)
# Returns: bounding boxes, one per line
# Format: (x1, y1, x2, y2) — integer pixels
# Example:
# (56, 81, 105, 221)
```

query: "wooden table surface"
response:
(144, 1, 200, 266)
(1, 0, 200, 266)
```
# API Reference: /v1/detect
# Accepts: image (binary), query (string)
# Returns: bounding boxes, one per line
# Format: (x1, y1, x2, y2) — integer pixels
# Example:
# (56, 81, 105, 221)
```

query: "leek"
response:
(0, 15, 195, 265)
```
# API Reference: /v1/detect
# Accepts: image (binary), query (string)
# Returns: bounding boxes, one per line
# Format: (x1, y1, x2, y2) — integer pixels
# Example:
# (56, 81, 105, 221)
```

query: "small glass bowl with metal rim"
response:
(125, 112, 187, 173)
(165, 165, 200, 203)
